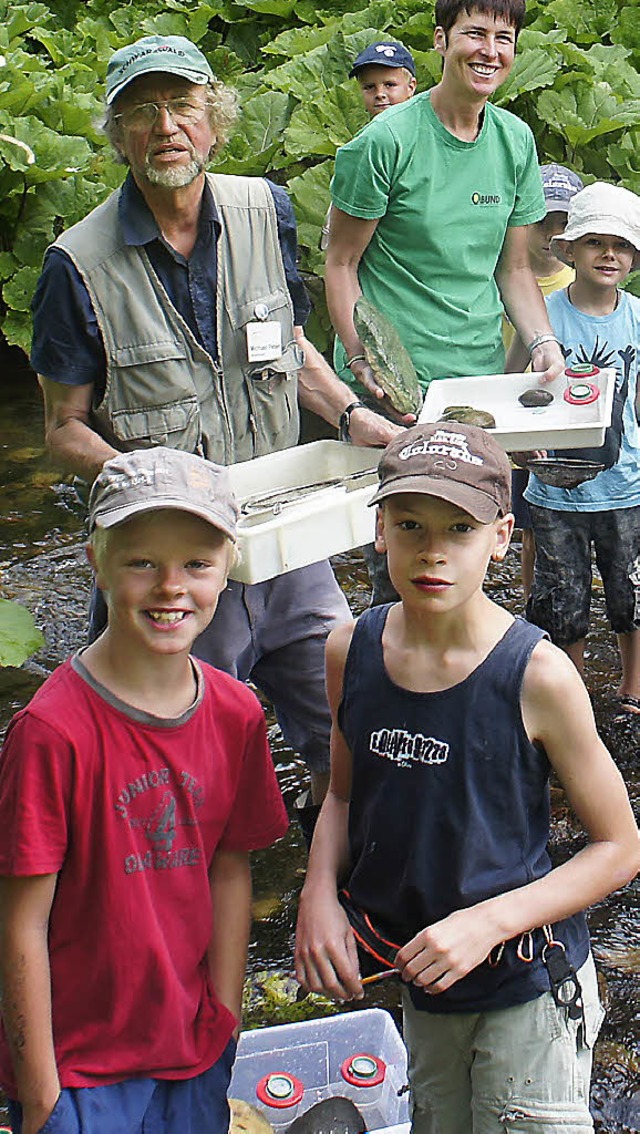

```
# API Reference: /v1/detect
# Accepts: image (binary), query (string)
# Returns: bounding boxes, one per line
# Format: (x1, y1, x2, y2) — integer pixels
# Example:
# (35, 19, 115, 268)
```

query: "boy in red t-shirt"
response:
(0, 447, 288, 1134)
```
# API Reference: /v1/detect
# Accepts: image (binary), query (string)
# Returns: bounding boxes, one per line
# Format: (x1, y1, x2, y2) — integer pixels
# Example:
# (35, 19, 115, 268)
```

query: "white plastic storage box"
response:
(418, 369, 615, 453)
(227, 441, 379, 584)
(230, 1008, 410, 1134)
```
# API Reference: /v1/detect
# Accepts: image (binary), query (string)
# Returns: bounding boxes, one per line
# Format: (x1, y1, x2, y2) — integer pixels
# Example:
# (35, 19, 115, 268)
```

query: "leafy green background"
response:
(1, 0, 639, 355)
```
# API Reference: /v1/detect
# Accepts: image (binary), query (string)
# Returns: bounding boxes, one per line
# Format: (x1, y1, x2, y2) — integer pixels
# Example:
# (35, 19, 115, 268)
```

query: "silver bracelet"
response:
(527, 333, 559, 356)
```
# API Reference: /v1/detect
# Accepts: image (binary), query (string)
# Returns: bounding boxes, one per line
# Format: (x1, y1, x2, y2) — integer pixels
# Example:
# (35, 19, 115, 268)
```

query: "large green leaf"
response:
(0, 309, 32, 353)
(0, 252, 17, 279)
(285, 84, 366, 159)
(6, 4, 52, 43)
(6, 117, 93, 182)
(607, 132, 640, 193)
(0, 599, 44, 668)
(262, 24, 338, 56)
(287, 160, 333, 275)
(3, 265, 40, 312)
(537, 83, 640, 146)
(611, 6, 640, 56)
(241, 0, 296, 15)
(546, 0, 619, 44)
(265, 31, 379, 99)
(0, 131, 36, 169)
(288, 159, 332, 229)
(494, 47, 559, 105)
(213, 90, 293, 174)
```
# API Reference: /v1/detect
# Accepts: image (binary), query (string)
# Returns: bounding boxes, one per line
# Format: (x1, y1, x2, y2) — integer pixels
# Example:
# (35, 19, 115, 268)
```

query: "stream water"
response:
(0, 353, 638, 1132)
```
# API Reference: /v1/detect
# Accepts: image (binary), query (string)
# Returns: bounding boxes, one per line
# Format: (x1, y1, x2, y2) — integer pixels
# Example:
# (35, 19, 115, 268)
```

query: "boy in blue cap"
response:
(296, 422, 639, 1133)
(320, 40, 416, 250)
(349, 41, 416, 118)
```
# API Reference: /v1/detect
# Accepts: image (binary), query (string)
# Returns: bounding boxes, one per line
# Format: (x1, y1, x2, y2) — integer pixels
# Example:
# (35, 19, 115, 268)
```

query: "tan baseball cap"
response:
(88, 448, 238, 540)
(369, 422, 512, 522)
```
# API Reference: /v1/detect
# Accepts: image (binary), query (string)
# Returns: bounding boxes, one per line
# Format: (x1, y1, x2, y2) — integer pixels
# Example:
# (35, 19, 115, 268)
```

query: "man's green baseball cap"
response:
(106, 35, 215, 105)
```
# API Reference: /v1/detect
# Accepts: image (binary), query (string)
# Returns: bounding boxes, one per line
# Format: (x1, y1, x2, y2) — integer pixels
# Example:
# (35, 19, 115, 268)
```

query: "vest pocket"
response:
(244, 341, 302, 455)
(109, 397, 202, 452)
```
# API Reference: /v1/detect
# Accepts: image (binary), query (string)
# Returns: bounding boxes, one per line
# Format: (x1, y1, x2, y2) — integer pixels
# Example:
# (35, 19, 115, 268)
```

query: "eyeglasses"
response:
(114, 97, 212, 132)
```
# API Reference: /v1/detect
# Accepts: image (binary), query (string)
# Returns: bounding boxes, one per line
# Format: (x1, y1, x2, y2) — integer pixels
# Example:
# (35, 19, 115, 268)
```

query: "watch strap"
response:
(339, 400, 366, 443)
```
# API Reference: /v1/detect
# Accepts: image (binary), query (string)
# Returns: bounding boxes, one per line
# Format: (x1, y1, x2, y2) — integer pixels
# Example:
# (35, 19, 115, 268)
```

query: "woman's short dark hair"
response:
(434, 0, 526, 37)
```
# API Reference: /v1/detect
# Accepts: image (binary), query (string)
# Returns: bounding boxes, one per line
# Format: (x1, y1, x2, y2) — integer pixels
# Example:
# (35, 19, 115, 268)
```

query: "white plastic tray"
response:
(417, 370, 615, 452)
(227, 441, 379, 584)
(230, 1008, 410, 1134)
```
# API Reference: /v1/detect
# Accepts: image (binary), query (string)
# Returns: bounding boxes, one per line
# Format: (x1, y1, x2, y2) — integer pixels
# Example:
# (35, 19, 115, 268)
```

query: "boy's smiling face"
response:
(376, 493, 513, 613)
(560, 233, 636, 292)
(357, 64, 416, 116)
(434, 8, 516, 101)
(88, 508, 232, 659)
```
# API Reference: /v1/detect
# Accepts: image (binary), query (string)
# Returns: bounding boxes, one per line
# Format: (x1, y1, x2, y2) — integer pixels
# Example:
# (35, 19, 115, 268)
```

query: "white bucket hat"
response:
(551, 181, 640, 269)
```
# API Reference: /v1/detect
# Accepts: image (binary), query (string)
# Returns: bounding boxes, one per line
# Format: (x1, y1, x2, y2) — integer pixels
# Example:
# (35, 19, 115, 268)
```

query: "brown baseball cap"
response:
(89, 447, 238, 540)
(369, 422, 512, 522)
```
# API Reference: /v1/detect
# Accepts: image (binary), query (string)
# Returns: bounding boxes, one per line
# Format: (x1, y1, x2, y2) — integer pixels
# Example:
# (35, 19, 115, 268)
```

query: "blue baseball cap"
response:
(349, 41, 416, 78)
(541, 164, 584, 214)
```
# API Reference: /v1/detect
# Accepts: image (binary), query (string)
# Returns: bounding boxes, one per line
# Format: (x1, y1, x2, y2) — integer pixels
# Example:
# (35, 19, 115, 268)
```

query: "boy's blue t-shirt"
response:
(525, 287, 640, 512)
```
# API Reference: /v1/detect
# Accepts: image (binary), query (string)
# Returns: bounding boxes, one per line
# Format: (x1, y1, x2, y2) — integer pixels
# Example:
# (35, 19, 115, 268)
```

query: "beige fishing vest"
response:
(54, 174, 303, 465)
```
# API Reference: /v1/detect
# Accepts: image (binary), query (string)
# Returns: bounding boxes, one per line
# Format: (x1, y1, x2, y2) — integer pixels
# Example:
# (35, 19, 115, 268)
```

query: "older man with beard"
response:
(30, 35, 399, 820)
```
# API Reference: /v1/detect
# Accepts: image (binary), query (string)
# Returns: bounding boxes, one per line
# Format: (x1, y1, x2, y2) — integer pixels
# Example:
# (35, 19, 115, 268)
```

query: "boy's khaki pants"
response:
(402, 954, 603, 1134)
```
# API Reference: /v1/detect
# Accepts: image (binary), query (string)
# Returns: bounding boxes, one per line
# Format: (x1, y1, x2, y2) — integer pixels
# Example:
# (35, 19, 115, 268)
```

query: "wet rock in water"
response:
(242, 970, 338, 1029)
(439, 406, 496, 429)
(593, 943, 640, 975)
(594, 1041, 640, 1076)
(229, 1099, 275, 1134)
(598, 1091, 640, 1133)
(286, 1098, 366, 1134)
(518, 388, 554, 408)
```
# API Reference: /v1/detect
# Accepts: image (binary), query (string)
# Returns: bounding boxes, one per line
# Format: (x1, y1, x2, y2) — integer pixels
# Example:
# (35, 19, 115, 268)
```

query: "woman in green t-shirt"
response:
(326, 0, 565, 419)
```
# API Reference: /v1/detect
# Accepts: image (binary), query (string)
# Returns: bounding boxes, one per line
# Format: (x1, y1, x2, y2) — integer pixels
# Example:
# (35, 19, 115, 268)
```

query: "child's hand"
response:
(295, 889, 363, 1002)
(395, 908, 498, 993)
(22, 1094, 60, 1134)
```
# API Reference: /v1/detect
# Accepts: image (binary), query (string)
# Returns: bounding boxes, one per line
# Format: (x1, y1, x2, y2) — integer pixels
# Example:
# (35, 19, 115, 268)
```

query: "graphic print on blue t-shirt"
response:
(556, 332, 636, 468)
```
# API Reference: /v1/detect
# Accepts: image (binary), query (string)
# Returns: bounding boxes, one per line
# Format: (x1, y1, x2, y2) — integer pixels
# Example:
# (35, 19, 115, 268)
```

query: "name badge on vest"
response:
(246, 321, 282, 363)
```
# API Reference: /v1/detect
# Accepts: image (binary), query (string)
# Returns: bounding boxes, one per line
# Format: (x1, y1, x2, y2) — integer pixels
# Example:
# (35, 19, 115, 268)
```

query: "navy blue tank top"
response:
(339, 607, 589, 1013)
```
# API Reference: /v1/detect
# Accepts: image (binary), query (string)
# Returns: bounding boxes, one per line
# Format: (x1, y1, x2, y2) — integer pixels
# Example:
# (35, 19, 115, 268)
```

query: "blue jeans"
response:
(8, 1038, 236, 1134)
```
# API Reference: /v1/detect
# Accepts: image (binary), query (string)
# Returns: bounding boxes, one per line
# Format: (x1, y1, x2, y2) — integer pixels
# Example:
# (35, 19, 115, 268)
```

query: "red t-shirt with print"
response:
(0, 656, 288, 1094)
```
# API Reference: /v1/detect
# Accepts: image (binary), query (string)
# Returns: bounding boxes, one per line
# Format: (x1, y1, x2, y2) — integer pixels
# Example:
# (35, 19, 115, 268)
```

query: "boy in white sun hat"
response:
(509, 181, 640, 720)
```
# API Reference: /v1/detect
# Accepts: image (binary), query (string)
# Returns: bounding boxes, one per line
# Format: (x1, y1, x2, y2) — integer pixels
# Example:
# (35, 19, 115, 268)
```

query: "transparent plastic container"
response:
(230, 1008, 411, 1133)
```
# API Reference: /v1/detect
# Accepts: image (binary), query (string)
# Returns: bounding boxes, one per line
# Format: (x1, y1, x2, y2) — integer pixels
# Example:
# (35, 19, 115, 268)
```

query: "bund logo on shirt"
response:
(370, 727, 449, 768)
(471, 191, 501, 206)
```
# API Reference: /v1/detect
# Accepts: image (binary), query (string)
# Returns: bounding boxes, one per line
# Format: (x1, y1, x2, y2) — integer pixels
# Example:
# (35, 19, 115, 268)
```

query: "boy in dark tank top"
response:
(295, 421, 639, 1133)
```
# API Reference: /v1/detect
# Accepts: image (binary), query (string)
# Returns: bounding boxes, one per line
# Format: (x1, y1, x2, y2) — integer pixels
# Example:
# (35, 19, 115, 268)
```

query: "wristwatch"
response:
(339, 400, 366, 443)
